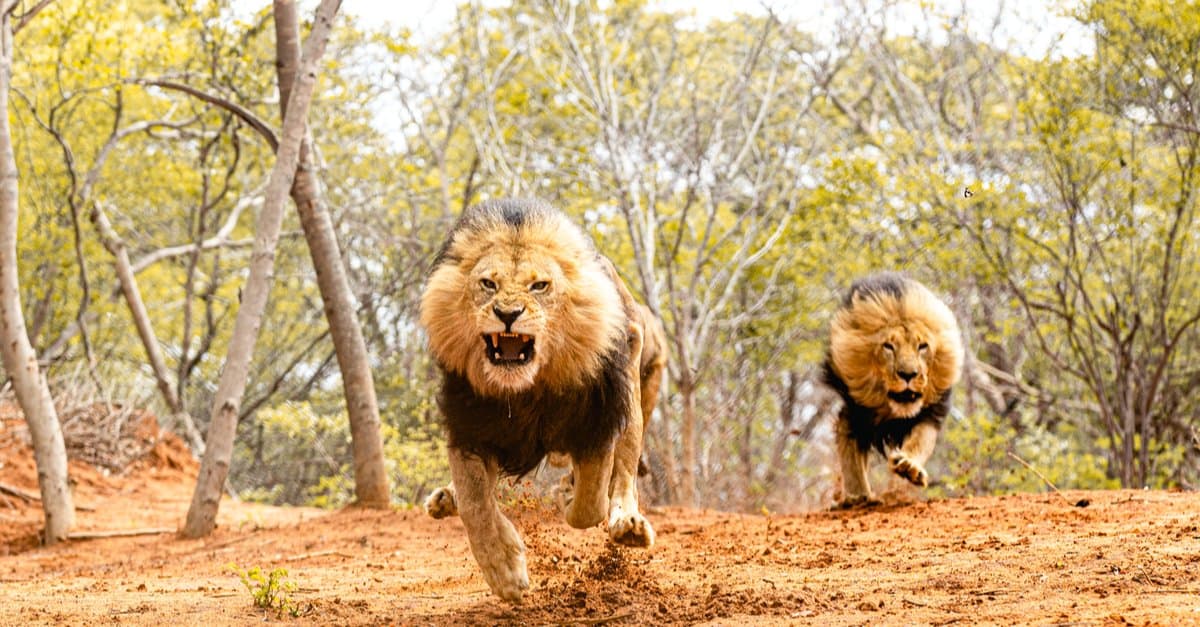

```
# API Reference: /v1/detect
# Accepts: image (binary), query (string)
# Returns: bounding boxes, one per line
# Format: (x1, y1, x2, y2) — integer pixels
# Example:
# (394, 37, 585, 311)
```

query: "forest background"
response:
(4, 0, 1198, 517)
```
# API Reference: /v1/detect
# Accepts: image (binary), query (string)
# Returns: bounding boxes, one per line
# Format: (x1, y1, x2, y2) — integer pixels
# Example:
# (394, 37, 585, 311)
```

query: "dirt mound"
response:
(0, 402, 197, 553)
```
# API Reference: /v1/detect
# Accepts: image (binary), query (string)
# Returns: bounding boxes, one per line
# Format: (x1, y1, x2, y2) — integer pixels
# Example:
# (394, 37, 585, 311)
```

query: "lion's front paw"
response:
(478, 550, 529, 603)
(889, 454, 929, 487)
(832, 495, 881, 510)
(477, 522, 530, 603)
(424, 486, 458, 519)
(607, 504, 655, 548)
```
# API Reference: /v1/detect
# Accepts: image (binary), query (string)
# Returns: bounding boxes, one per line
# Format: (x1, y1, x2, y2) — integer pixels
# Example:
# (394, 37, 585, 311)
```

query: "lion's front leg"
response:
(888, 420, 938, 487)
(607, 321, 655, 547)
(447, 447, 529, 603)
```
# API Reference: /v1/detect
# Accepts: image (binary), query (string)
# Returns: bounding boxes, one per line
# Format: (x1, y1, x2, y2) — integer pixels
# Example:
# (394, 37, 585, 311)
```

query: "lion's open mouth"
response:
(887, 389, 922, 404)
(483, 333, 535, 366)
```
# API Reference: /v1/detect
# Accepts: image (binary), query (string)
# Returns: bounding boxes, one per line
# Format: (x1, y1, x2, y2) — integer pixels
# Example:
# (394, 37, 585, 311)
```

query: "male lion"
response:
(419, 199, 661, 603)
(823, 273, 963, 507)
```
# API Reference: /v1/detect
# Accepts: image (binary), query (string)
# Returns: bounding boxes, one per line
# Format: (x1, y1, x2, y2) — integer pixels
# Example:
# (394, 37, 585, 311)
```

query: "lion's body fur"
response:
(823, 273, 964, 503)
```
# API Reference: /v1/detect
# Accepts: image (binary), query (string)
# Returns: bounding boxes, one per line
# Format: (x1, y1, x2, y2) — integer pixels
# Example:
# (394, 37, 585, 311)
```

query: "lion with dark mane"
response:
(823, 273, 963, 507)
(419, 199, 664, 603)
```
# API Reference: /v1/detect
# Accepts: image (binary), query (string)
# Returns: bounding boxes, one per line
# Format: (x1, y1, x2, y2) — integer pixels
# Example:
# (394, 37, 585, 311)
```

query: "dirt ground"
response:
(2, 409, 1199, 626)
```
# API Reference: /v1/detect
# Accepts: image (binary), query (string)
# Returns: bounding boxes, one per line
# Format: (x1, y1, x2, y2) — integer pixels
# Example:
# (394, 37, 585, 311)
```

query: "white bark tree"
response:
(0, 0, 74, 545)
(273, 0, 389, 509)
(183, 0, 343, 538)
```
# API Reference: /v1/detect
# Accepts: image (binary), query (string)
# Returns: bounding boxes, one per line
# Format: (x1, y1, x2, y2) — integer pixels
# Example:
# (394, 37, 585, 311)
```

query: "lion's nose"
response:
(493, 305, 525, 330)
(897, 369, 917, 382)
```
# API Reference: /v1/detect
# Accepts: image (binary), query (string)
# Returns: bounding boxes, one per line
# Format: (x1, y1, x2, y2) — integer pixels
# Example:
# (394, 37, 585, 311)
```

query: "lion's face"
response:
(464, 248, 567, 391)
(830, 277, 963, 420)
(421, 200, 627, 397)
(874, 323, 940, 418)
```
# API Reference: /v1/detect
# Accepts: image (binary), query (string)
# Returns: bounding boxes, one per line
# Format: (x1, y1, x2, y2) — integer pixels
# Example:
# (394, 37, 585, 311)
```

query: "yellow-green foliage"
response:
(227, 564, 308, 618)
(234, 400, 449, 509)
(933, 410, 1121, 497)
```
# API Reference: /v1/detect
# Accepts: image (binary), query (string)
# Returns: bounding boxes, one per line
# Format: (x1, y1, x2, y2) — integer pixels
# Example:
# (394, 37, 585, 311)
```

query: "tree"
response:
(271, 0, 389, 509)
(0, 0, 74, 545)
(183, 0, 343, 538)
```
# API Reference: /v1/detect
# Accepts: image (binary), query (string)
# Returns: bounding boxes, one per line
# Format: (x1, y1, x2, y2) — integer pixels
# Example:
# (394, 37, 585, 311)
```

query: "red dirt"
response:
(2, 408, 1198, 625)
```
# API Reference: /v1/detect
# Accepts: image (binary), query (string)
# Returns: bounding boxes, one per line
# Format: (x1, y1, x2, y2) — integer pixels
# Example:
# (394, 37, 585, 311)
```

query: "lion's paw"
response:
(477, 525, 530, 603)
(424, 486, 458, 519)
(889, 454, 929, 487)
(832, 495, 881, 510)
(607, 505, 655, 548)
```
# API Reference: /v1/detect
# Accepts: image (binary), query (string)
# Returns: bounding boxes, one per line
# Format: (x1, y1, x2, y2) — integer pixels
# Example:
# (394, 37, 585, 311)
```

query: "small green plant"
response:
(227, 563, 310, 618)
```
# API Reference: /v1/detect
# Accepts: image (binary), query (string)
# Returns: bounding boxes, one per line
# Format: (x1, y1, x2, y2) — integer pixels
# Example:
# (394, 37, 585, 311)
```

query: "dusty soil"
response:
(2, 408, 1198, 626)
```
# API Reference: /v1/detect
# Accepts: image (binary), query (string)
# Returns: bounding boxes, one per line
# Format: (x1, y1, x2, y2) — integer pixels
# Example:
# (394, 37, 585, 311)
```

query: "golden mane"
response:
(419, 200, 627, 396)
(829, 276, 963, 417)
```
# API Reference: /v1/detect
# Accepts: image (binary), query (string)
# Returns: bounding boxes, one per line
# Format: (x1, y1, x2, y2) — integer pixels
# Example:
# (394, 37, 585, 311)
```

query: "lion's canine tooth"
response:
(491, 333, 499, 345)
(519, 352, 526, 360)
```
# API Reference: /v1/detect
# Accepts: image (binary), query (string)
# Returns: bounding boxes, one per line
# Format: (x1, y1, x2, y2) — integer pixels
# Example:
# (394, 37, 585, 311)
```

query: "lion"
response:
(418, 199, 662, 603)
(822, 272, 963, 507)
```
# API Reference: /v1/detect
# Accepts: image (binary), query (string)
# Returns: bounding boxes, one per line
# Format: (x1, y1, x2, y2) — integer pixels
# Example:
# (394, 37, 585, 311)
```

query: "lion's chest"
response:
(437, 368, 632, 476)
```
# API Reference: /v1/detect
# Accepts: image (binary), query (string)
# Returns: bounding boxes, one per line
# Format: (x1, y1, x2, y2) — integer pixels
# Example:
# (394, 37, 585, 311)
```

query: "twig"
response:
(571, 610, 635, 625)
(0, 482, 39, 502)
(66, 528, 175, 540)
(284, 549, 355, 562)
(1006, 450, 1074, 506)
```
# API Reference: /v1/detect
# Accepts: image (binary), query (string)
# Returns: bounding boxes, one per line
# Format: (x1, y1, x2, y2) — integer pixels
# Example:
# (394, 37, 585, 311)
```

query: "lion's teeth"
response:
(519, 352, 526, 360)
(491, 333, 499, 345)
(494, 351, 501, 359)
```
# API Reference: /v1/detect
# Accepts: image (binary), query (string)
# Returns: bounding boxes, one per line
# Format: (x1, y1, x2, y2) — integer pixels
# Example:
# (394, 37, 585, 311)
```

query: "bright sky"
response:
(350, 0, 1090, 58)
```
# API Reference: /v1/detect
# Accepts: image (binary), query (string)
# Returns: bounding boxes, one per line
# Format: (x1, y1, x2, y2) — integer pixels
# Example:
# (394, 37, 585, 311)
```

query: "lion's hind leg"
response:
(448, 448, 529, 603)
(424, 484, 459, 519)
(607, 320, 655, 548)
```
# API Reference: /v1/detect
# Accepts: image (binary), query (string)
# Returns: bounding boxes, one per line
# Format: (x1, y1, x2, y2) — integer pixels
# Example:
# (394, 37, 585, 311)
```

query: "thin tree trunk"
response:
(761, 370, 799, 491)
(90, 202, 206, 454)
(0, 6, 74, 545)
(678, 375, 698, 507)
(273, 0, 389, 508)
(183, 0, 343, 538)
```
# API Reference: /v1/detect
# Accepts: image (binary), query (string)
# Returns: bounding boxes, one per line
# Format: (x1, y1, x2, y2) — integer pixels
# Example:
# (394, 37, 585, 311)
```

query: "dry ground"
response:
(2, 409, 1198, 626)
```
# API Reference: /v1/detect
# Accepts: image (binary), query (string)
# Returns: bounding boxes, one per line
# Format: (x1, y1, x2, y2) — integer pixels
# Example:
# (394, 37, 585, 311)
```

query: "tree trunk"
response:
(677, 374, 698, 507)
(183, 0, 343, 538)
(90, 202, 206, 454)
(761, 370, 799, 492)
(0, 8, 74, 545)
(272, 0, 389, 508)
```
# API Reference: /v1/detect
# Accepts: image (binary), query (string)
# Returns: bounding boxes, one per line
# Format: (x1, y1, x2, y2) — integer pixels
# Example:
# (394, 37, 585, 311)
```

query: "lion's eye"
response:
(529, 280, 550, 292)
(882, 342, 895, 352)
(918, 342, 930, 352)
(480, 278, 497, 291)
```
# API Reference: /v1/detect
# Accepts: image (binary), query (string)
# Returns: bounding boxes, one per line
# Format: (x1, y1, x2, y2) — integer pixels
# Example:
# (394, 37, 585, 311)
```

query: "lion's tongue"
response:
(497, 335, 527, 360)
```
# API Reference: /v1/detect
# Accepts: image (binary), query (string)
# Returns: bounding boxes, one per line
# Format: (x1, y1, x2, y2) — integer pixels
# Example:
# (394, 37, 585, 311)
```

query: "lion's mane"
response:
(419, 199, 638, 476)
